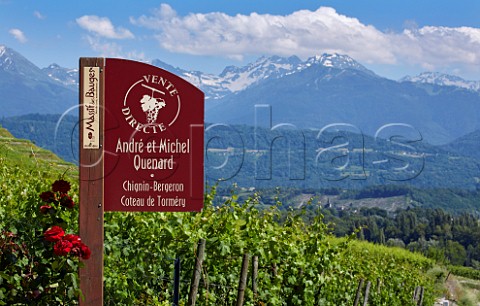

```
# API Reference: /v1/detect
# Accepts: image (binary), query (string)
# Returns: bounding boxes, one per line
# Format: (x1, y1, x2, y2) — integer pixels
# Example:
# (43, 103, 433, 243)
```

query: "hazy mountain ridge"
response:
(0, 45, 57, 83)
(442, 129, 480, 160)
(2, 114, 480, 191)
(41, 63, 78, 87)
(206, 61, 480, 144)
(0, 45, 77, 117)
(2, 43, 478, 102)
(1, 44, 480, 145)
(400, 72, 480, 92)
(150, 53, 375, 100)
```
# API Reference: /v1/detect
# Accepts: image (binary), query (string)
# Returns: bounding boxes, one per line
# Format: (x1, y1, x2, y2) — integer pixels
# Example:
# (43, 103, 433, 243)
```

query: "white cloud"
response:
(131, 5, 394, 63)
(84, 35, 123, 56)
(131, 4, 480, 73)
(76, 15, 134, 39)
(82, 35, 145, 62)
(393, 26, 480, 71)
(9, 28, 27, 43)
(34, 11, 46, 20)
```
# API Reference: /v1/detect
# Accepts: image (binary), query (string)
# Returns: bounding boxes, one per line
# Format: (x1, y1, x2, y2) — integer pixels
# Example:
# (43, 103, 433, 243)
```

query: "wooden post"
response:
(251, 255, 258, 298)
(236, 253, 250, 306)
(188, 239, 206, 306)
(353, 279, 364, 306)
(79, 57, 104, 306)
(417, 286, 424, 306)
(413, 286, 420, 302)
(362, 281, 371, 306)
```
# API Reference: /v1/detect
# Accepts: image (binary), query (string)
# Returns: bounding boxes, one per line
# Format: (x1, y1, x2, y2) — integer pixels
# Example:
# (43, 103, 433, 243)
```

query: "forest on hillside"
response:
(321, 206, 480, 269)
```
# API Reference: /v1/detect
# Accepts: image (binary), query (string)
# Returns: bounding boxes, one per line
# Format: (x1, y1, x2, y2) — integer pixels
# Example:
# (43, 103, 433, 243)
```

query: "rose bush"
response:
(44, 225, 65, 242)
(0, 179, 89, 305)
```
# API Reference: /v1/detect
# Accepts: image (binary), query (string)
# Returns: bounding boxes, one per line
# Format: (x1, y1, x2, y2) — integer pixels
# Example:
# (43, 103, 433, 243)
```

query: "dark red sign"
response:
(104, 59, 204, 211)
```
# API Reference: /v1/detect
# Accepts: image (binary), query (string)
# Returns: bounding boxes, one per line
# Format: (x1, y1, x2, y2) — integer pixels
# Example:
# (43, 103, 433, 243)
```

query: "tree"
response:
(444, 240, 467, 266)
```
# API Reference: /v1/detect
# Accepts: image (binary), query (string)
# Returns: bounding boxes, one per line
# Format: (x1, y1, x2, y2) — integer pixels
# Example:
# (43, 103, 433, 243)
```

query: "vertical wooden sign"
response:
(79, 57, 104, 306)
(79, 57, 204, 304)
(103, 58, 204, 212)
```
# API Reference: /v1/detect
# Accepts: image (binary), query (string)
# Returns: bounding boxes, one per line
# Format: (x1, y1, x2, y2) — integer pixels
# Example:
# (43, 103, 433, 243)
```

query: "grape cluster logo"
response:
(121, 75, 181, 134)
(140, 91, 166, 124)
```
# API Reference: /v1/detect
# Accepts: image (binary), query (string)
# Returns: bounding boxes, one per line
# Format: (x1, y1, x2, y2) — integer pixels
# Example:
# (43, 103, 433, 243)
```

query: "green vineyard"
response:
(0, 127, 436, 305)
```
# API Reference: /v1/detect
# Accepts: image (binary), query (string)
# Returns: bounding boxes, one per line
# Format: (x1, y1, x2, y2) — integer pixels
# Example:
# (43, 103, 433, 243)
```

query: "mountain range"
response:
(3, 113, 480, 192)
(400, 72, 480, 92)
(205, 61, 480, 144)
(0, 45, 77, 117)
(41, 63, 78, 88)
(152, 53, 377, 100)
(1, 44, 480, 144)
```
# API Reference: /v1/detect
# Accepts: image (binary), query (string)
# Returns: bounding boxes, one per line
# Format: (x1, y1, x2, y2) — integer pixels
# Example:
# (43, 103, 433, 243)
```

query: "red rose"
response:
(80, 243, 91, 260)
(52, 180, 71, 193)
(70, 242, 91, 259)
(70, 244, 81, 257)
(39, 191, 55, 203)
(39, 205, 53, 214)
(43, 226, 64, 242)
(64, 234, 91, 259)
(53, 240, 73, 256)
(59, 194, 75, 208)
(64, 234, 81, 245)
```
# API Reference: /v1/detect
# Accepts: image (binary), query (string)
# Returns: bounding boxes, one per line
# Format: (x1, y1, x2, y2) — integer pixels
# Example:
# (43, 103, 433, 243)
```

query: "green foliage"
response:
(102, 187, 436, 305)
(0, 128, 439, 304)
(0, 132, 86, 304)
(322, 204, 480, 269)
(449, 266, 480, 281)
(0, 177, 85, 304)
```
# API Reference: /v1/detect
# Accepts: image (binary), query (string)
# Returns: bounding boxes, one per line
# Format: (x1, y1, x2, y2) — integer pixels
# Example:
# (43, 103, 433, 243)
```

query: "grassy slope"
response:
(443, 275, 480, 305)
(0, 126, 77, 230)
(0, 126, 76, 178)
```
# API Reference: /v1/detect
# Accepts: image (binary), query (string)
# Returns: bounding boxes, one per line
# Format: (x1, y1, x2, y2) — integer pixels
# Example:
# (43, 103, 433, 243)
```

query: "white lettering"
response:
(133, 155, 174, 171)
(153, 182, 184, 192)
(157, 195, 186, 208)
(158, 139, 190, 154)
(122, 180, 150, 192)
(115, 138, 144, 153)
(121, 195, 145, 206)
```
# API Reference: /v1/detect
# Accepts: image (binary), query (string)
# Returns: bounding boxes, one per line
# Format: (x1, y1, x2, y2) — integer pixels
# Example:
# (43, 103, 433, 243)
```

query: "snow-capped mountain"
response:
(0, 45, 77, 117)
(0, 45, 11, 69)
(302, 53, 376, 76)
(0, 44, 53, 82)
(2, 49, 373, 102)
(150, 53, 373, 100)
(3, 43, 480, 145)
(206, 55, 480, 145)
(151, 59, 231, 100)
(0, 44, 19, 72)
(400, 72, 480, 92)
(218, 55, 303, 92)
(42, 63, 78, 87)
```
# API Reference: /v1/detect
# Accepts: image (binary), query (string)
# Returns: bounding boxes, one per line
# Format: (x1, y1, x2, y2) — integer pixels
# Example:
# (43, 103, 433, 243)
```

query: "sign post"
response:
(79, 57, 105, 305)
(79, 57, 204, 304)
(103, 58, 204, 212)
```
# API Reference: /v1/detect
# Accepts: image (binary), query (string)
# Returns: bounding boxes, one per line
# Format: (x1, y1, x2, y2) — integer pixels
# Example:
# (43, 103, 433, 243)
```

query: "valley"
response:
(1, 44, 480, 304)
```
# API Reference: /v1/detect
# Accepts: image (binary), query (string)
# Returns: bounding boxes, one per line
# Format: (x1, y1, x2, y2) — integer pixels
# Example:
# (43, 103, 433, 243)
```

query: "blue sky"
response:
(1, 0, 479, 80)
